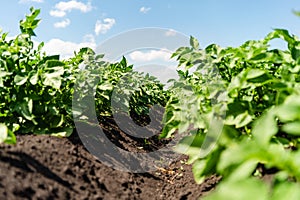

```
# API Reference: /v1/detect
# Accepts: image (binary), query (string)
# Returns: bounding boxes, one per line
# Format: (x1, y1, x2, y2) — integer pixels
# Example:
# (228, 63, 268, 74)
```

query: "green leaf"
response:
(252, 111, 278, 145)
(272, 182, 300, 200)
(0, 70, 12, 78)
(266, 29, 295, 46)
(44, 55, 60, 61)
(50, 115, 65, 128)
(246, 69, 266, 80)
(293, 10, 300, 17)
(276, 96, 300, 122)
(18, 99, 35, 122)
(51, 127, 73, 137)
(203, 178, 269, 200)
(45, 60, 65, 68)
(29, 72, 38, 85)
(14, 75, 28, 85)
(281, 121, 300, 136)
(38, 41, 44, 51)
(19, 8, 41, 36)
(291, 43, 300, 60)
(190, 36, 199, 50)
(227, 160, 258, 181)
(192, 159, 207, 184)
(120, 56, 127, 68)
(98, 83, 113, 91)
(5, 130, 16, 144)
(250, 52, 268, 61)
(42, 72, 62, 89)
(234, 111, 253, 128)
(218, 141, 256, 174)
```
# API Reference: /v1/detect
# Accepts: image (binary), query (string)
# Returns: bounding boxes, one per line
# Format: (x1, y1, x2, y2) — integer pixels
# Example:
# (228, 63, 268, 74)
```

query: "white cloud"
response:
(128, 49, 178, 88)
(54, 19, 71, 28)
(56, 0, 92, 12)
(95, 18, 116, 35)
(165, 29, 177, 37)
(43, 35, 96, 59)
(50, 0, 93, 17)
(129, 49, 171, 62)
(19, 0, 43, 3)
(140, 7, 151, 14)
(139, 7, 151, 14)
(50, 10, 66, 18)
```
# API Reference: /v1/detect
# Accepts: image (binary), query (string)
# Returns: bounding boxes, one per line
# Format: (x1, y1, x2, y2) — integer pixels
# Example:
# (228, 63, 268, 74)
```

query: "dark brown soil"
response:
(0, 116, 220, 200)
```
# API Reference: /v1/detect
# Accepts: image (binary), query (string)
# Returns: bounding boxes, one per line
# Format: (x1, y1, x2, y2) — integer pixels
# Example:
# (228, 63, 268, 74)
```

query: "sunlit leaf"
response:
(252, 111, 278, 145)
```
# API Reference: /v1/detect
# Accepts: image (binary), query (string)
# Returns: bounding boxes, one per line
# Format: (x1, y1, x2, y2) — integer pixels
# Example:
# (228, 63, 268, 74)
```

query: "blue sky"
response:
(1, 0, 300, 60)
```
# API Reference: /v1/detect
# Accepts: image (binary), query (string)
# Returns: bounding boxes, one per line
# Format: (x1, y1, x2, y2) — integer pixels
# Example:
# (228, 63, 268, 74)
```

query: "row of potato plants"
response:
(0, 8, 168, 144)
(162, 30, 300, 199)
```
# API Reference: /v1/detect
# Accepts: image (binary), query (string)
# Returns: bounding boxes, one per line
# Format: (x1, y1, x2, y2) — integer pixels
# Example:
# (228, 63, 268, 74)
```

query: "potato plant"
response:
(0, 8, 78, 142)
(162, 30, 300, 199)
(0, 8, 169, 143)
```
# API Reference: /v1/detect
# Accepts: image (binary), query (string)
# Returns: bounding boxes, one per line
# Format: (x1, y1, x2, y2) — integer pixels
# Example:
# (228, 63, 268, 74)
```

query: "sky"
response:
(0, 1, 300, 66)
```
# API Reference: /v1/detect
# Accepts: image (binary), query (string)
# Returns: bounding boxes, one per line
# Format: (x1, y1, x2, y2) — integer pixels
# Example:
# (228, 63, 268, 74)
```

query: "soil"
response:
(0, 115, 220, 200)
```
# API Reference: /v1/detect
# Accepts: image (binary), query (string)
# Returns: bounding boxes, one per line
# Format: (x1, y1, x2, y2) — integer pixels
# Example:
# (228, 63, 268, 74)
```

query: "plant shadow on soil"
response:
(0, 111, 221, 200)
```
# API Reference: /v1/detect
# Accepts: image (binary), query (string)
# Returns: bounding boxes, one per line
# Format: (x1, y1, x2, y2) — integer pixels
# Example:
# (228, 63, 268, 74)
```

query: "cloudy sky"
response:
(1, 1, 300, 62)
